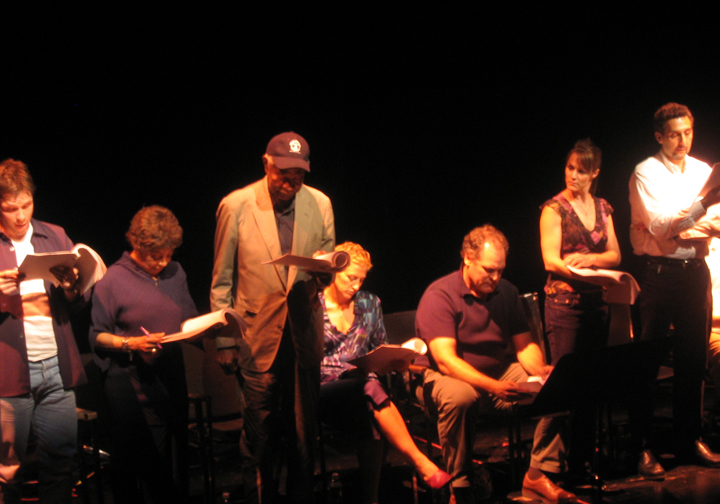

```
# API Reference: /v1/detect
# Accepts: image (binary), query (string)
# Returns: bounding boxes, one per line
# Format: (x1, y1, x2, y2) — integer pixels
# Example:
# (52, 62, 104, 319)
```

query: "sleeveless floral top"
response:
(541, 192, 614, 295)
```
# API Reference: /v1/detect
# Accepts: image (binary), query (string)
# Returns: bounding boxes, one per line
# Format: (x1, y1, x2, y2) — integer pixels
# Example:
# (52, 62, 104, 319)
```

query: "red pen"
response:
(140, 326, 162, 349)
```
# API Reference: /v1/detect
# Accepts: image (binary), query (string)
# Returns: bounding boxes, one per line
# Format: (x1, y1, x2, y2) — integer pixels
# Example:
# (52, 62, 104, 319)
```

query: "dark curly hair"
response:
(653, 102, 694, 134)
(126, 205, 183, 252)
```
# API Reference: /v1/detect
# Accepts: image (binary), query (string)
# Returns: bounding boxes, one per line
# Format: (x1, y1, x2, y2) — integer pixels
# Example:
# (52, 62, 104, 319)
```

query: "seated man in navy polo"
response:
(416, 225, 576, 504)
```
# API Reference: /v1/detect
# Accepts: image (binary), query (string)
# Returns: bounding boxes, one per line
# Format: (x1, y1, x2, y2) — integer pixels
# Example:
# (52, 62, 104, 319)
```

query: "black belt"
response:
(645, 255, 705, 270)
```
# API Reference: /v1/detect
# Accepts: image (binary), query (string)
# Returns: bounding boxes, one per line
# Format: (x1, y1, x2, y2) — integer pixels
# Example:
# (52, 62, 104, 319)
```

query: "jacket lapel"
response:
(287, 186, 311, 291)
(252, 178, 287, 289)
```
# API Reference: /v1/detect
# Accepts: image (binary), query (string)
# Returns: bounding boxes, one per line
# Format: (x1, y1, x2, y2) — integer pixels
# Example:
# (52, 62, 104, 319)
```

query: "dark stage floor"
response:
(66, 380, 720, 504)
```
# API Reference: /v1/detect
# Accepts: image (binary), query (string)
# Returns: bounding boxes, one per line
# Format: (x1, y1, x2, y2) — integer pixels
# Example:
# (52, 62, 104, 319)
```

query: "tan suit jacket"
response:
(210, 177, 335, 372)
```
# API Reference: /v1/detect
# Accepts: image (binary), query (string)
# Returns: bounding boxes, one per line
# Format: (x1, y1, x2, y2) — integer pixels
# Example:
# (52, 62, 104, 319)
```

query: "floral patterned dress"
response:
(318, 290, 390, 439)
(319, 290, 388, 383)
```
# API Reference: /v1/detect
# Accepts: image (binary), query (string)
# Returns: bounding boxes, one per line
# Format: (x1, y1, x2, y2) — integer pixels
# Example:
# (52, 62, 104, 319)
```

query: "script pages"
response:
(698, 162, 720, 200)
(262, 251, 351, 273)
(566, 266, 641, 304)
(347, 337, 428, 374)
(161, 308, 246, 343)
(18, 243, 107, 295)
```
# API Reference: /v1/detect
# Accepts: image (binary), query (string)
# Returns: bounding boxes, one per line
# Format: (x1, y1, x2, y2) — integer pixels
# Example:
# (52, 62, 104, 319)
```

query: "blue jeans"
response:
(0, 356, 77, 504)
(544, 290, 608, 366)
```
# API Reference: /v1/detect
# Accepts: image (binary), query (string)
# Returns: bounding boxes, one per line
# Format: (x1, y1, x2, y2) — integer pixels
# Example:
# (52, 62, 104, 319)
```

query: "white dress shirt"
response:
(630, 151, 717, 259)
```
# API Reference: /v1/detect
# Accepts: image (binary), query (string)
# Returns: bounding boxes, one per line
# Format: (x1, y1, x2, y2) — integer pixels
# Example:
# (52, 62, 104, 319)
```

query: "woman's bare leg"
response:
(374, 401, 440, 481)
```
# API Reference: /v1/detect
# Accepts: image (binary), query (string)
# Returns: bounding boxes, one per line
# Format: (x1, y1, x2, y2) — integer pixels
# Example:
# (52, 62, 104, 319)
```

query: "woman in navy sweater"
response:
(90, 206, 197, 504)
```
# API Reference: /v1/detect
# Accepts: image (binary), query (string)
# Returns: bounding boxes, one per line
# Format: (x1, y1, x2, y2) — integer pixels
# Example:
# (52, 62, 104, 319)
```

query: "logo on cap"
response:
(289, 139, 302, 153)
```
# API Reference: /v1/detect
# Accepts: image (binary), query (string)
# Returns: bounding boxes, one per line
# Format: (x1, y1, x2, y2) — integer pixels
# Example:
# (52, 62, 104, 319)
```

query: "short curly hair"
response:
(335, 241, 373, 270)
(0, 159, 36, 200)
(653, 102, 694, 134)
(126, 205, 183, 252)
(461, 225, 509, 261)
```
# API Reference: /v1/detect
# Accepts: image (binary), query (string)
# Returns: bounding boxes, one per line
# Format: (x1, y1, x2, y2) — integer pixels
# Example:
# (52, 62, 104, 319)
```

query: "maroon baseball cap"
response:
(265, 132, 311, 172)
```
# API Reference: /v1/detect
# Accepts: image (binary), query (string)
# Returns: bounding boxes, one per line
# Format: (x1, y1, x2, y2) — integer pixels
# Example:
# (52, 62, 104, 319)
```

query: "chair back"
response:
(181, 341, 206, 397)
(200, 339, 242, 419)
(383, 310, 417, 345)
(75, 353, 111, 436)
(382, 310, 423, 401)
(520, 292, 549, 363)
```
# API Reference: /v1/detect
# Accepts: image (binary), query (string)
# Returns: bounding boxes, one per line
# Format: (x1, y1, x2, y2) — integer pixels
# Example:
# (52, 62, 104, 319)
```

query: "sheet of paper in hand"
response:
(697, 162, 720, 200)
(262, 251, 350, 272)
(161, 308, 247, 343)
(515, 375, 546, 405)
(347, 337, 428, 374)
(567, 265, 641, 304)
(18, 243, 107, 295)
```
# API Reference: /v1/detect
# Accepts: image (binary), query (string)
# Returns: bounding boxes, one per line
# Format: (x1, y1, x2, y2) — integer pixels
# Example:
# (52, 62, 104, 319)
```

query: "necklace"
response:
(566, 192, 596, 230)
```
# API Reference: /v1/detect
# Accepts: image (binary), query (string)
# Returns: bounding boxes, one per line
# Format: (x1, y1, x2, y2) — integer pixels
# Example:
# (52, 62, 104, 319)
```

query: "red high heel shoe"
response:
(425, 469, 452, 489)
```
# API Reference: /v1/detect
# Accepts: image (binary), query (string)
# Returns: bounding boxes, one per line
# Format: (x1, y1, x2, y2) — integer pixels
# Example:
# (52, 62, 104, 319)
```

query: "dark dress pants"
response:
(632, 259, 710, 457)
(239, 326, 319, 504)
(103, 350, 189, 504)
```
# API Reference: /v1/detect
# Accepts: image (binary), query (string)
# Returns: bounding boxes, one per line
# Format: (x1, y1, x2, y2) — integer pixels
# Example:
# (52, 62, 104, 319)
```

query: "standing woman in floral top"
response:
(540, 139, 621, 363)
(539, 139, 621, 474)
(319, 242, 450, 504)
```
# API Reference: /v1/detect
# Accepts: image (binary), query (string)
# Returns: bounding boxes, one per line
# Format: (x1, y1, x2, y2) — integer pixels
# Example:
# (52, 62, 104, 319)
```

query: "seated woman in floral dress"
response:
(319, 241, 450, 504)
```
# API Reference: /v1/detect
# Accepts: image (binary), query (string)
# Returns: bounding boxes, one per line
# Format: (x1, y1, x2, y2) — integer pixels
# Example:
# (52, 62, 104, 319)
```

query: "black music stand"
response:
(522, 340, 664, 503)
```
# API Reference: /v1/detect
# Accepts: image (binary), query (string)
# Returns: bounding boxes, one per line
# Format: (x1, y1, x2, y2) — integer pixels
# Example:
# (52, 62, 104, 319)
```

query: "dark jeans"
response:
(0, 356, 77, 504)
(239, 328, 319, 504)
(544, 290, 608, 470)
(632, 259, 710, 456)
(544, 290, 608, 366)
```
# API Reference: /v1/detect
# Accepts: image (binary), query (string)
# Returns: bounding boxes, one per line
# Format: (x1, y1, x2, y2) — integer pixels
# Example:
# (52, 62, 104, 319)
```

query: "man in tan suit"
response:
(211, 132, 335, 504)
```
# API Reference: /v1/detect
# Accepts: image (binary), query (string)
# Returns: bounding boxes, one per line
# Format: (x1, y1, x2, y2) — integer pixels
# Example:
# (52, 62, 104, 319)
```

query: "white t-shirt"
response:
(12, 223, 57, 362)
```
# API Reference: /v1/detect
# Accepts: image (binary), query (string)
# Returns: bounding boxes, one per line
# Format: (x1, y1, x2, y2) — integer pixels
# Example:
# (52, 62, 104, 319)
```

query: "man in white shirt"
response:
(629, 102, 720, 479)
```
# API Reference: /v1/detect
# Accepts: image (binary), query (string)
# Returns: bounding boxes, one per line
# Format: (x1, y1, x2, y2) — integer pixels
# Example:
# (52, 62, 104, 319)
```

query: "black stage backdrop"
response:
(3, 5, 720, 317)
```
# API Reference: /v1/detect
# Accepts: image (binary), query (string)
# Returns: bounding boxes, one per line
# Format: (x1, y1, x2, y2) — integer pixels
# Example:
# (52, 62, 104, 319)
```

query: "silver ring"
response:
(151, 348, 157, 353)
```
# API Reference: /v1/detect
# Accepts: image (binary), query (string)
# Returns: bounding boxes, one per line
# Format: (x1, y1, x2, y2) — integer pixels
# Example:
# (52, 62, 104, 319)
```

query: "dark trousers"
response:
(632, 259, 711, 456)
(103, 356, 189, 504)
(545, 290, 609, 366)
(108, 420, 188, 504)
(239, 327, 320, 504)
(319, 377, 390, 441)
(544, 290, 609, 470)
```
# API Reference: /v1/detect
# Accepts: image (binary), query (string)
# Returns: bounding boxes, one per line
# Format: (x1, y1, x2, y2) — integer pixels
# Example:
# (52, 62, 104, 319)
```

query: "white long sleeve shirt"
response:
(629, 151, 716, 259)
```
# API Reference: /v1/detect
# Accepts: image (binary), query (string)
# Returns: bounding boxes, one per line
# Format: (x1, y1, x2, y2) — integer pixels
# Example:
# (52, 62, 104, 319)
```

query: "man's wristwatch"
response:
(122, 337, 132, 355)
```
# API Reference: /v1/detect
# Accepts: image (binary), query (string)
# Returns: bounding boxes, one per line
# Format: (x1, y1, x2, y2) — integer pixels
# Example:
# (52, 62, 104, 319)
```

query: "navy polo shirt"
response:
(415, 269, 529, 379)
